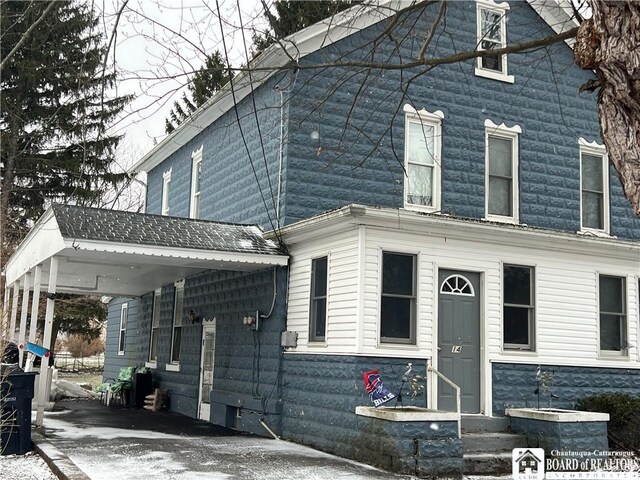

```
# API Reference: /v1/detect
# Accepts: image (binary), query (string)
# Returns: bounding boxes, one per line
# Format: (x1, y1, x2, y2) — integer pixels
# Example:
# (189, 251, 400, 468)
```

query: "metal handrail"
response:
(427, 362, 462, 438)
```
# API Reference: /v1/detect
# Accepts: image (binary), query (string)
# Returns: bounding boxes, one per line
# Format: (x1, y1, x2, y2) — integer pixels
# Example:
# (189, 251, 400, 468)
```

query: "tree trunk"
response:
(575, 0, 640, 217)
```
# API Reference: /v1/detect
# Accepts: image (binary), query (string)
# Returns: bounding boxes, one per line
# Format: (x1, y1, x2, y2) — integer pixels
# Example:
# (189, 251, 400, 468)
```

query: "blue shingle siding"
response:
(146, 75, 287, 230)
(284, 1, 640, 239)
(492, 362, 640, 415)
(282, 354, 428, 458)
(103, 297, 139, 381)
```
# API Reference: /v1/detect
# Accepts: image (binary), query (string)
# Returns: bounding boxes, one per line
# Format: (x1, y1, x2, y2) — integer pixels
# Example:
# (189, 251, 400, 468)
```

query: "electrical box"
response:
(281, 331, 298, 348)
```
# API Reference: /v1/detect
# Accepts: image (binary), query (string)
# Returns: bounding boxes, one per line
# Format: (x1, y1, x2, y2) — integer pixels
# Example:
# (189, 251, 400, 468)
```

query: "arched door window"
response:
(440, 274, 475, 296)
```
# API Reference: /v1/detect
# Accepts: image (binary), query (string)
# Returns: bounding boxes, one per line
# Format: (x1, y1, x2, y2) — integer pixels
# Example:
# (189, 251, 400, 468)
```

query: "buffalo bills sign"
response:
(363, 369, 396, 407)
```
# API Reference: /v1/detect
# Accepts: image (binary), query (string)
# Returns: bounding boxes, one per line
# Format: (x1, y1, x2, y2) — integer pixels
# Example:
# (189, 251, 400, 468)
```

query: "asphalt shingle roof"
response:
(51, 204, 285, 256)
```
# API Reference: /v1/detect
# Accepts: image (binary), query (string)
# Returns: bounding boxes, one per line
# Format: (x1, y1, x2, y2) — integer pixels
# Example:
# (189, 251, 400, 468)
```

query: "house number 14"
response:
(451, 345, 462, 353)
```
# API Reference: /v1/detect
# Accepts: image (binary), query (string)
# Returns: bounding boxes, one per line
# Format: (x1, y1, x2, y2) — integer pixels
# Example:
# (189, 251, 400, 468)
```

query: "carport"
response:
(2, 204, 288, 427)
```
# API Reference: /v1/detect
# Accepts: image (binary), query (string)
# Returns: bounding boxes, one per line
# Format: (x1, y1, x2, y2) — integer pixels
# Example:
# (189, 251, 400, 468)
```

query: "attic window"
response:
(162, 169, 172, 216)
(475, 0, 514, 83)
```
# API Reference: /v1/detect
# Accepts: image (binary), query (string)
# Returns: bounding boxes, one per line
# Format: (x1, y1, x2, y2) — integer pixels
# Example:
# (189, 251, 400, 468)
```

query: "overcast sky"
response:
(98, 0, 266, 172)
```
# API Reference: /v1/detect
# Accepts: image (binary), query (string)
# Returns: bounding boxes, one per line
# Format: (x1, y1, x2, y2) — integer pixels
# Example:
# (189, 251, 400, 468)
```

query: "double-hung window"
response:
(503, 265, 535, 350)
(149, 288, 161, 364)
(599, 275, 627, 354)
(476, 0, 513, 83)
(190, 146, 203, 219)
(170, 280, 184, 365)
(579, 138, 609, 233)
(380, 252, 417, 344)
(485, 120, 521, 222)
(118, 303, 128, 355)
(162, 169, 172, 216)
(403, 104, 443, 212)
(309, 256, 328, 342)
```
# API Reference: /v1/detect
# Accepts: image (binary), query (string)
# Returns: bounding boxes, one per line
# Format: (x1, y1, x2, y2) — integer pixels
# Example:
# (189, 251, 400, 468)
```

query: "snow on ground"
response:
(0, 452, 57, 480)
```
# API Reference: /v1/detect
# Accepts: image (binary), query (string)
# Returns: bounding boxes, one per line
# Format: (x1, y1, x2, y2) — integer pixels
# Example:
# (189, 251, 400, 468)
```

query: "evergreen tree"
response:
(252, 0, 358, 56)
(0, 1, 131, 265)
(165, 51, 232, 133)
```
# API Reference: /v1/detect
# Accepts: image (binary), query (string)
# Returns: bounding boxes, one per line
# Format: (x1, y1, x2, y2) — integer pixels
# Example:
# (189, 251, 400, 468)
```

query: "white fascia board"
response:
(63, 239, 289, 267)
(128, 1, 410, 174)
(5, 208, 66, 285)
(276, 205, 640, 259)
(525, 0, 580, 47)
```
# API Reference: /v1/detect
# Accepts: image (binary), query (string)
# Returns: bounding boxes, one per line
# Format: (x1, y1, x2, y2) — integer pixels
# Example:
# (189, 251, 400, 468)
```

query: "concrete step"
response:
(461, 415, 510, 433)
(462, 432, 528, 454)
(464, 452, 513, 475)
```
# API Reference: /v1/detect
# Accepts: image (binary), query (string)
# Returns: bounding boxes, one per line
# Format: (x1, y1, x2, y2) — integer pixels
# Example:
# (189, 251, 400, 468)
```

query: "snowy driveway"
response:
(39, 401, 417, 480)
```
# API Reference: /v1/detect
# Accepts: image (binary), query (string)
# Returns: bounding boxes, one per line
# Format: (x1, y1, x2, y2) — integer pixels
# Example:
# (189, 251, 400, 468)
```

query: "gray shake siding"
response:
(103, 297, 139, 380)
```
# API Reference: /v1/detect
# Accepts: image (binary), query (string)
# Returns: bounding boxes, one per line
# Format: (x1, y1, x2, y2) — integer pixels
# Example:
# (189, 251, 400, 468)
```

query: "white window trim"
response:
(189, 146, 203, 219)
(148, 287, 162, 366)
(484, 119, 521, 224)
(118, 303, 128, 355)
(501, 263, 536, 352)
(578, 137, 610, 235)
(308, 255, 329, 344)
(597, 272, 630, 359)
(475, 0, 514, 84)
(169, 279, 185, 365)
(403, 104, 444, 213)
(162, 168, 172, 216)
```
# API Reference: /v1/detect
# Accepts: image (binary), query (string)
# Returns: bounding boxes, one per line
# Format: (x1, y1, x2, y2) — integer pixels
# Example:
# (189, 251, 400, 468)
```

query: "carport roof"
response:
(5, 205, 288, 296)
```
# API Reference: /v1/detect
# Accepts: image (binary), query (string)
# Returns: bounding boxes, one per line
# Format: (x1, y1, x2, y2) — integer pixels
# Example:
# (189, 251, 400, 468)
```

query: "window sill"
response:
(307, 341, 328, 348)
(475, 67, 514, 84)
(378, 341, 419, 349)
(165, 363, 180, 372)
(145, 361, 157, 369)
(117, 351, 125, 356)
(484, 215, 519, 225)
(502, 348, 537, 355)
(577, 228, 612, 238)
(598, 351, 629, 361)
(404, 202, 440, 214)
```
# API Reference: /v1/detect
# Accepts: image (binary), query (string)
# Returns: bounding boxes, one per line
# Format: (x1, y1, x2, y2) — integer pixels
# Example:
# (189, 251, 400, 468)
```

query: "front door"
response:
(198, 321, 216, 421)
(437, 270, 481, 413)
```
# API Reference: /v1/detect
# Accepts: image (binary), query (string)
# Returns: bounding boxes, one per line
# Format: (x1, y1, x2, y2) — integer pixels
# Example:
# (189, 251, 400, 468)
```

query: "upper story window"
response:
(162, 169, 172, 216)
(599, 275, 627, 355)
(380, 251, 416, 344)
(579, 138, 609, 234)
(149, 288, 161, 363)
(118, 303, 128, 355)
(503, 264, 535, 351)
(403, 104, 443, 213)
(190, 146, 203, 219)
(309, 256, 328, 343)
(170, 280, 184, 364)
(485, 119, 521, 223)
(475, 0, 514, 83)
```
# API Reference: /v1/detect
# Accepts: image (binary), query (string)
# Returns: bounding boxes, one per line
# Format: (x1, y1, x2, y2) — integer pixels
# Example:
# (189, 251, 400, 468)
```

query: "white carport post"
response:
(9, 281, 20, 341)
(36, 256, 58, 427)
(2, 286, 9, 341)
(25, 266, 42, 372)
(17, 272, 31, 365)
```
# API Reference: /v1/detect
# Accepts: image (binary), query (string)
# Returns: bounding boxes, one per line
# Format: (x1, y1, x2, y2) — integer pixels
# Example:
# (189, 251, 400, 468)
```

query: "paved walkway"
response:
(36, 400, 418, 480)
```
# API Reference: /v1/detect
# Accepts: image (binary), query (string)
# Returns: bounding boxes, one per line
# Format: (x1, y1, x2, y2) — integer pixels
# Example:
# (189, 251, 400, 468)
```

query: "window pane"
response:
(481, 49, 502, 72)
(171, 327, 182, 362)
(194, 161, 202, 192)
(600, 314, 622, 351)
(174, 287, 184, 327)
(504, 306, 530, 345)
(150, 330, 158, 361)
(582, 154, 603, 192)
(152, 293, 161, 328)
(600, 276, 623, 313)
(408, 122, 434, 165)
(481, 9, 502, 41)
(407, 164, 433, 206)
(119, 331, 126, 352)
(381, 296, 412, 339)
(489, 137, 512, 177)
(382, 253, 414, 296)
(489, 177, 512, 216)
(582, 191, 603, 229)
(313, 257, 328, 297)
(313, 298, 326, 339)
(504, 266, 531, 305)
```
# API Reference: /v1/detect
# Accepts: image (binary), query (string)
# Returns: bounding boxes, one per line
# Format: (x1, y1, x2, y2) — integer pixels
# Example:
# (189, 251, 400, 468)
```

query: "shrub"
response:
(576, 393, 640, 454)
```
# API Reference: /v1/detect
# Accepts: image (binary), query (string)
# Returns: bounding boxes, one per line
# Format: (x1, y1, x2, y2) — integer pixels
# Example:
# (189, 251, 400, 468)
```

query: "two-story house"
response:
(5, 0, 640, 476)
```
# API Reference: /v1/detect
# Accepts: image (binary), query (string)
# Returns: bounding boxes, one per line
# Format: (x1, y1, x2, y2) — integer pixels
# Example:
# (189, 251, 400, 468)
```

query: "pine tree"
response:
(165, 51, 232, 133)
(252, 0, 358, 56)
(0, 1, 131, 265)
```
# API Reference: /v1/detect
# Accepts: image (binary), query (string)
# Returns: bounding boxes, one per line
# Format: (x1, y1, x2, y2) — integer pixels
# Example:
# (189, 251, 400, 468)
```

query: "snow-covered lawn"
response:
(0, 452, 56, 480)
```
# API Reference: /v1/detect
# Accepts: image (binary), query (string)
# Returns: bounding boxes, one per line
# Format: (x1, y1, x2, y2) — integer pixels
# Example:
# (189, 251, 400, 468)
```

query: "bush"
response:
(576, 393, 640, 453)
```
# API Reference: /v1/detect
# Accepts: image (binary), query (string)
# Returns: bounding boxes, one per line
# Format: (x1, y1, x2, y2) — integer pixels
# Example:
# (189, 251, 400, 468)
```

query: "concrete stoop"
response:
(461, 416, 527, 476)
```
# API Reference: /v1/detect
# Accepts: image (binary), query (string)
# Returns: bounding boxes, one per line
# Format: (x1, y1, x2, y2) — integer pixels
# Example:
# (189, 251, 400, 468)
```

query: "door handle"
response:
(437, 347, 442, 352)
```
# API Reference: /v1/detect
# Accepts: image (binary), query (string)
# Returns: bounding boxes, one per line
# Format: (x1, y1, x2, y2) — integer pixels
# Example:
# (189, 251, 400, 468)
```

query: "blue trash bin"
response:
(1, 367, 37, 455)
